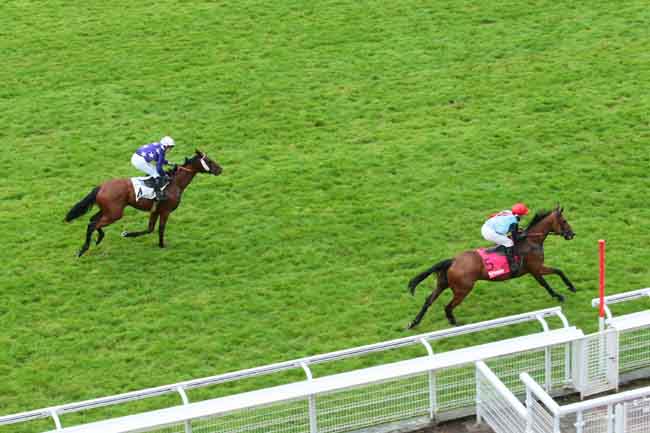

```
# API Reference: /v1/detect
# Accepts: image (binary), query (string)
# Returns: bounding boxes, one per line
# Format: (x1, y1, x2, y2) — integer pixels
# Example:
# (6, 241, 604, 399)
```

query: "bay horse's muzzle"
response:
(564, 231, 575, 240)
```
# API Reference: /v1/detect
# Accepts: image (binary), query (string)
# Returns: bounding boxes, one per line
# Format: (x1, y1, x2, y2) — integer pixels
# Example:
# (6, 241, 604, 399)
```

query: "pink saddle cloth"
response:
(476, 248, 515, 280)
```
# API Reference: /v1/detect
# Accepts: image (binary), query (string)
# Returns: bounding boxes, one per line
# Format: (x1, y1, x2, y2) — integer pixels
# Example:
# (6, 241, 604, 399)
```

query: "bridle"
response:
(522, 213, 570, 239)
(524, 231, 561, 238)
(175, 156, 211, 173)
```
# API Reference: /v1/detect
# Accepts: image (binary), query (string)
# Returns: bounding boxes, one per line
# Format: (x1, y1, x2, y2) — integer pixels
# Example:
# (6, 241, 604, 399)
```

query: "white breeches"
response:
(131, 154, 159, 178)
(481, 224, 513, 247)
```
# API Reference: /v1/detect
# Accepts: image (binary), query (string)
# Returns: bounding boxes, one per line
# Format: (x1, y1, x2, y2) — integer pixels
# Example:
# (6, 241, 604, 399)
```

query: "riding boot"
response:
(154, 177, 167, 201)
(506, 246, 518, 275)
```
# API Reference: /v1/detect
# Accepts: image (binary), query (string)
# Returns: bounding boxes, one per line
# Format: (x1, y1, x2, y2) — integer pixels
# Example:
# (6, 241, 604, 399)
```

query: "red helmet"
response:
(512, 203, 529, 216)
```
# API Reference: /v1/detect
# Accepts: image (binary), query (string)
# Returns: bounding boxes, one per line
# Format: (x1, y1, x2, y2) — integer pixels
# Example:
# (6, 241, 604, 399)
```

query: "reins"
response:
(524, 231, 561, 238)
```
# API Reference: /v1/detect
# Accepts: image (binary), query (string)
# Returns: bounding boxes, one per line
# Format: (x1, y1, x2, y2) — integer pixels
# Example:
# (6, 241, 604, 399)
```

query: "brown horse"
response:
(407, 207, 576, 327)
(65, 150, 222, 257)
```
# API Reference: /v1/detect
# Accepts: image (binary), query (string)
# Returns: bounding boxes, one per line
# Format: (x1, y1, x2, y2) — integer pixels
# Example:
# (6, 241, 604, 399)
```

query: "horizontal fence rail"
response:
(591, 287, 650, 321)
(0, 307, 567, 430)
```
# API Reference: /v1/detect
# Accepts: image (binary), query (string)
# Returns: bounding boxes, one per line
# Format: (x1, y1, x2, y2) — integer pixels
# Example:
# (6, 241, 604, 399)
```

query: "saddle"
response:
(141, 176, 170, 188)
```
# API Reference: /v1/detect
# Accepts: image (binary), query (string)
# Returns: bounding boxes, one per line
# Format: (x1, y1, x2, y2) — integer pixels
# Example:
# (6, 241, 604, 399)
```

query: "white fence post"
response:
(420, 338, 437, 420)
(176, 386, 192, 433)
(301, 362, 318, 433)
(576, 411, 584, 433)
(525, 387, 533, 433)
(545, 346, 552, 391)
(614, 403, 625, 433)
(475, 368, 482, 425)
(49, 409, 62, 431)
(607, 404, 614, 433)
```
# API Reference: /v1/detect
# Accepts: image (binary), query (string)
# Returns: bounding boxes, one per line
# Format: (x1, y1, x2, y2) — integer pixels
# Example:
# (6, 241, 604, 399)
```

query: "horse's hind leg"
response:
(444, 285, 473, 326)
(96, 228, 105, 246)
(408, 275, 448, 329)
(82, 208, 123, 255)
(78, 213, 100, 257)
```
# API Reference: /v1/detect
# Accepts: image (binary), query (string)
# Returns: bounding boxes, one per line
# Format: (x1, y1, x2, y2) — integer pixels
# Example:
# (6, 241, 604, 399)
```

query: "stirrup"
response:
(507, 253, 518, 274)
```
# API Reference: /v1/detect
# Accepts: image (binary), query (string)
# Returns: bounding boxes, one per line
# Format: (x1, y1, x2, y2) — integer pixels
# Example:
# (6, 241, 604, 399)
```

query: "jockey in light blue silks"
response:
(481, 203, 529, 273)
(131, 136, 175, 201)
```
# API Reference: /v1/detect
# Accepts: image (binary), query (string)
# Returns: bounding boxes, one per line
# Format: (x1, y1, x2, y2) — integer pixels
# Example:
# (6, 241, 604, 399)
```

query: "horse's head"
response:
(189, 149, 222, 176)
(550, 206, 575, 240)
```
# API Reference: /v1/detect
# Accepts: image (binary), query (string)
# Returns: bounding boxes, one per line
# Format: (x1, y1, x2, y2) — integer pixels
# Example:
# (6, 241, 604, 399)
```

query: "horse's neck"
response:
(526, 217, 553, 244)
(172, 168, 197, 191)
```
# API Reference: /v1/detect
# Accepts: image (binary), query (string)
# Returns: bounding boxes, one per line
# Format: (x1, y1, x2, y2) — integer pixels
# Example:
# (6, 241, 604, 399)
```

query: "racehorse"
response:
(407, 207, 575, 327)
(65, 150, 222, 257)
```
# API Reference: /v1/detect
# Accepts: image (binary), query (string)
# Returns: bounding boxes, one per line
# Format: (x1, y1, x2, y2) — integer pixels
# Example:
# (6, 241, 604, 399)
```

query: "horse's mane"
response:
(167, 155, 199, 176)
(525, 210, 552, 230)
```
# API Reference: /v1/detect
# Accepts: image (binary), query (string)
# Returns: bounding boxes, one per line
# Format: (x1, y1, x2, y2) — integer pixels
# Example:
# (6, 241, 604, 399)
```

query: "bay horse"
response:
(407, 207, 576, 328)
(65, 150, 222, 257)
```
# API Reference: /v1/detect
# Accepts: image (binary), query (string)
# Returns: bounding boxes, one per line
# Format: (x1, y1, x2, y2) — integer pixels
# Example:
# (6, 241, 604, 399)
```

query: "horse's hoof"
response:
(407, 322, 416, 330)
(569, 286, 577, 293)
(556, 295, 565, 303)
(121, 231, 129, 237)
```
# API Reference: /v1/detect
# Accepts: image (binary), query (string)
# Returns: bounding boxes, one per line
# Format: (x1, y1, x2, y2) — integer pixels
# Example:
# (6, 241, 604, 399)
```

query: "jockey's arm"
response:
(508, 222, 520, 242)
(155, 152, 168, 176)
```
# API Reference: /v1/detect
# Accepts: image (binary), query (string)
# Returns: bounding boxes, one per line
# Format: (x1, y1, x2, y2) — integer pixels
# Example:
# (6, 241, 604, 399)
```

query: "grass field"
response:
(1, 0, 650, 431)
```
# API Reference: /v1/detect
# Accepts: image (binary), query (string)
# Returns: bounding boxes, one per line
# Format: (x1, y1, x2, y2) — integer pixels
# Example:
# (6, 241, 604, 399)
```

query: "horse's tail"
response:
(64, 186, 99, 222)
(408, 259, 453, 295)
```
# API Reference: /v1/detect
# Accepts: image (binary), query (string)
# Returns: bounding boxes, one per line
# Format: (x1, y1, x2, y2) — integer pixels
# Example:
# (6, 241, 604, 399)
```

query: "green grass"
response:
(1, 0, 650, 431)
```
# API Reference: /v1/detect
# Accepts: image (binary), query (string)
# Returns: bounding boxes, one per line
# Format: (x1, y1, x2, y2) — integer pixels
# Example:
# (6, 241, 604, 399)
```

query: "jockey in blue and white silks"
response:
(131, 136, 175, 200)
(481, 203, 529, 273)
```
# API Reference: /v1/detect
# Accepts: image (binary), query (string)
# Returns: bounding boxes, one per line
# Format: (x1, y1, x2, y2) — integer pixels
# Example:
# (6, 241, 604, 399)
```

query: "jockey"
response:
(130, 136, 175, 201)
(481, 203, 529, 273)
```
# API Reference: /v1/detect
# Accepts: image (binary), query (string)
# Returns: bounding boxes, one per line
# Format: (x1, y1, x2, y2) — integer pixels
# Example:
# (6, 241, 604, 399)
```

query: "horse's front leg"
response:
(539, 266, 577, 292)
(121, 211, 159, 238)
(158, 212, 169, 248)
(532, 274, 565, 302)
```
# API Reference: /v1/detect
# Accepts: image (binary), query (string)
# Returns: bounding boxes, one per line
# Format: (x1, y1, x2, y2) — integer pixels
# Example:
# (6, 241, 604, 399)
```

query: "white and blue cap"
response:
(160, 136, 175, 148)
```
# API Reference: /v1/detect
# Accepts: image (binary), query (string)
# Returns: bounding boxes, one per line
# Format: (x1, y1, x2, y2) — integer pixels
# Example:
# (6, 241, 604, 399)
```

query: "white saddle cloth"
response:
(130, 177, 164, 201)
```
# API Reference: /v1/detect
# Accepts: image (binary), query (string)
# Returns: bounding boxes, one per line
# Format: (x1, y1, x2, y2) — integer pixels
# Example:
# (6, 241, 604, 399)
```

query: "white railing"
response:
(43, 328, 579, 433)
(471, 288, 650, 433)
(591, 288, 650, 376)
(0, 307, 568, 432)
(591, 287, 650, 322)
(473, 360, 650, 433)
(522, 372, 650, 433)
(476, 361, 527, 433)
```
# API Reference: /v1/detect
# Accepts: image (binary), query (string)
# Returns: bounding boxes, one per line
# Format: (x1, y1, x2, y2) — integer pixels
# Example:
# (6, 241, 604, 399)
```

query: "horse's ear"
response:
(195, 148, 205, 156)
